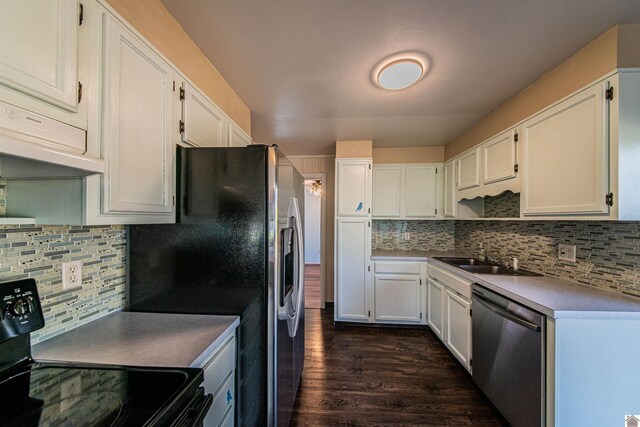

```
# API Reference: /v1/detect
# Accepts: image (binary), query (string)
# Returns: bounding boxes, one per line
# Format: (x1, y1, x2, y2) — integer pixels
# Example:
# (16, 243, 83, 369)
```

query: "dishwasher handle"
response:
(473, 292, 541, 332)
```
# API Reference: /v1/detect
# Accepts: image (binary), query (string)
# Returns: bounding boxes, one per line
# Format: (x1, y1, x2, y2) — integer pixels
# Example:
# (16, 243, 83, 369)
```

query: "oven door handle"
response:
(473, 293, 541, 332)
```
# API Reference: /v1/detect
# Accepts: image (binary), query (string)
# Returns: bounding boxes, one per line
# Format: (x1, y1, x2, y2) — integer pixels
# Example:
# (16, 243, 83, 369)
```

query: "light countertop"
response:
(32, 311, 239, 368)
(371, 250, 640, 319)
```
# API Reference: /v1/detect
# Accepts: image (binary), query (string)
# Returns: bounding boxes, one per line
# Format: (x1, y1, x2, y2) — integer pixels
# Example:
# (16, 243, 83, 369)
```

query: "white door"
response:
(405, 165, 437, 218)
(483, 128, 517, 185)
(427, 278, 444, 339)
(228, 122, 252, 147)
(373, 275, 421, 323)
(443, 161, 457, 218)
(335, 217, 370, 322)
(101, 15, 173, 214)
(181, 83, 227, 147)
(372, 165, 401, 218)
(522, 81, 609, 215)
(336, 159, 371, 217)
(457, 148, 481, 191)
(445, 289, 472, 372)
(0, 0, 79, 111)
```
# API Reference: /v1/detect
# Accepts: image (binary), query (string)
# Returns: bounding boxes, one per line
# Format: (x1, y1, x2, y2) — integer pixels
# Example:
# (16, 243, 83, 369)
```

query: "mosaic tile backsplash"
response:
(373, 220, 455, 251)
(455, 221, 640, 298)
(0, 224, 127, 343)
(483, 191, 520, 218)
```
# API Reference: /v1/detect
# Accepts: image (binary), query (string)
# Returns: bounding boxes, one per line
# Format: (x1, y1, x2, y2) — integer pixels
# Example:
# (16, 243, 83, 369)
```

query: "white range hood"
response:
(0, 101, 104, 178)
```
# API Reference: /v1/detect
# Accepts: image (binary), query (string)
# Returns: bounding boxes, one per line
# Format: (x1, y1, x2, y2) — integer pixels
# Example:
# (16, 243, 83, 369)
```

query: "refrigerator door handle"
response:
(289, 197, 305, 338)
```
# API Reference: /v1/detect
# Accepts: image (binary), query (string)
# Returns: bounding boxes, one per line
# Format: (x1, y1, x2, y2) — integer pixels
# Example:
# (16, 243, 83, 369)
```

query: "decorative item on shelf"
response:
(307, 180, 322, 197)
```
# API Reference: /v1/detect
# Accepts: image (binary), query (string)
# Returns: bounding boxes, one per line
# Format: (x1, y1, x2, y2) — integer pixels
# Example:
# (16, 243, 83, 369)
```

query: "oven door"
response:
(169, 387, 213, 427)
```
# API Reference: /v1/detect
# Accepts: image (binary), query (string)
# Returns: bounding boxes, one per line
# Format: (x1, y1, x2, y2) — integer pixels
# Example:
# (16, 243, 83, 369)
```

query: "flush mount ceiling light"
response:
(372, 52, 429, 91)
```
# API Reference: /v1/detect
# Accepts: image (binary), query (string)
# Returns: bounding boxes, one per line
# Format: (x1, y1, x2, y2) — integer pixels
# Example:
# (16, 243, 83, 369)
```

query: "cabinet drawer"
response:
(374, 261, 421, 275)
(202, 335, 236, 395)
(205, 371, 234, 427)
(427, 264, 472, 300)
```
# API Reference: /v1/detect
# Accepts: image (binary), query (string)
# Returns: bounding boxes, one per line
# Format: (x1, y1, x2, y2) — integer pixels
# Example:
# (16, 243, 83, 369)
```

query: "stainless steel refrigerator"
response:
(127, 145, 305, 427)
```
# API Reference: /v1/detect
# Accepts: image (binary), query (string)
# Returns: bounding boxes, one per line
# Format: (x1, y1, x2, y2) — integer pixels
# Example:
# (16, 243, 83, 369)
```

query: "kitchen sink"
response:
(434, 257, 498, 266)
(434, 257, 542, 277)
(458, 264, 542, 276)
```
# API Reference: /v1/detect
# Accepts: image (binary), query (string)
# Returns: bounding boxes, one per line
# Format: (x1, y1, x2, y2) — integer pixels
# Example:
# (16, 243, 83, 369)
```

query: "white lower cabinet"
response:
(427, 263, 472, 373)
(335, 217, 371, 322)
(444, 289, 472, 371)
(371, 261, 426, 325)
(201, 335, 236, 427)
(427, 278, 444, 338)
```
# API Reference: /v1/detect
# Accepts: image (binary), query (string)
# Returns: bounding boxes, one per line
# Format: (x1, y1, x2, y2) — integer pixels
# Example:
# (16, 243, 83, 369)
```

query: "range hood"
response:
(0, 101, 104, 178)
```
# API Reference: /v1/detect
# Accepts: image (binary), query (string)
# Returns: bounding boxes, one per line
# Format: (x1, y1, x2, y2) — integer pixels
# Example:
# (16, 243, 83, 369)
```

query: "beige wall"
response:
(445, 26, 619, 160)
(105, 0, 251, 135)
(373, 146, 444, 164)
(618, 24, 640, 68)
(335, 140, 373, 158)
(289, 156, 336, 303)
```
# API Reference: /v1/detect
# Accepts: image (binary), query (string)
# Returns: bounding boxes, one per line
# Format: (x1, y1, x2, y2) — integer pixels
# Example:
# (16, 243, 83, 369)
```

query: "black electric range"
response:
(0, 279, 213, 427)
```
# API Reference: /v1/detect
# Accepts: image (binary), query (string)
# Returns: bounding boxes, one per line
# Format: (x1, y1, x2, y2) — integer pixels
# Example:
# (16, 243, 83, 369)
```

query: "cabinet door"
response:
(0, 0, 79, 111)
(483, 128, 517, 185)
(228, 122, 252, 147)
(456, 148, 481, 190)
(335, 218, 370, 322)
(445, 289, 472, 372)
(373, 275, 421, 323)
(372, 165, 401, 217)
(522, 82, 609, 215)
(181, 83, 227, 147)
(336, 159, 371, 217)
(427, 278, 444, 339)
(405, 165, 437, 218)
(101, 15, 173, 214)
(443, 161, 457, 218)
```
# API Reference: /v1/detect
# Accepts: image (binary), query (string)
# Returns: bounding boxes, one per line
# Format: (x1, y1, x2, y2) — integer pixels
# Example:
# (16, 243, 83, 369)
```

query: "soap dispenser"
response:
(478, 243, 486, 261)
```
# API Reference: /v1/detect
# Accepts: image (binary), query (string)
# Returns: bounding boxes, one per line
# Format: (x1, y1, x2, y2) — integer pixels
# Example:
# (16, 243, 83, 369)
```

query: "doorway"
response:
(303, 176, 325, 309)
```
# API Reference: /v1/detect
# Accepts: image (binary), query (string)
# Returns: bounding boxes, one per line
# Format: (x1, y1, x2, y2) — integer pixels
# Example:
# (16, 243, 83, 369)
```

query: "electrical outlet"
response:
(60, 374, 82, 412)
(404, 232, 411, 241)
(62, 260, 82, 290)
(558, 244, 576, 262)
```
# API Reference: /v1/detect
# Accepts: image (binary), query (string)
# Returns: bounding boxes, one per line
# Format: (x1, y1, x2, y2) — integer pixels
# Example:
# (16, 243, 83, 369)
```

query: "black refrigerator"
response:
(128, 145, 305, 427)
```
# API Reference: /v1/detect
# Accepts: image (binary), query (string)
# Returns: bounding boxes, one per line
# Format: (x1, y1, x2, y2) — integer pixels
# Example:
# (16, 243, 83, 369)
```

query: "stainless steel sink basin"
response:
(434, 257, 542, 277)
(434, 257, 498, 266)
(458, 265, 542, 276)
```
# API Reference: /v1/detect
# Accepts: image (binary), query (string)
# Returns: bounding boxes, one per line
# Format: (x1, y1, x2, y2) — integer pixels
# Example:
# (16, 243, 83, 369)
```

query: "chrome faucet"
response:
(511, 256, 519, 271)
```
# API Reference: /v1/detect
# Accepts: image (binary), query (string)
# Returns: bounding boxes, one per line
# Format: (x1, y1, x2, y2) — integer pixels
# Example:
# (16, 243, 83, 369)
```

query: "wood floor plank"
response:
(291, 309, 505, 426)
(305, 264, 321, 309)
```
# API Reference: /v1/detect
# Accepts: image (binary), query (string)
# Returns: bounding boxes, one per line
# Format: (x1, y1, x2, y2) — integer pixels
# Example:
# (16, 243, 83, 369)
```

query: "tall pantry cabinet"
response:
(334, 158, 373, 322)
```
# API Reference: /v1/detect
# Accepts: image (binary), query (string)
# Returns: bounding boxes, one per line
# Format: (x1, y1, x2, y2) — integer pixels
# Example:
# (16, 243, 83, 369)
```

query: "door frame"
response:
(302, 173, 326, 308)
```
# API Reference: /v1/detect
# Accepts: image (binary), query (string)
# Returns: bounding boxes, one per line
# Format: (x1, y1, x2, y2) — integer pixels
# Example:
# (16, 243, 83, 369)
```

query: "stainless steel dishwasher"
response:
(472, 284, 545, 427)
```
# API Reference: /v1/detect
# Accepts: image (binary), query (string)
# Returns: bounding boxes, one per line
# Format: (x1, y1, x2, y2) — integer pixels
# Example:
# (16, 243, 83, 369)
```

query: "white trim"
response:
(288, 154, 335, 159)
(303, 173, 327, 308)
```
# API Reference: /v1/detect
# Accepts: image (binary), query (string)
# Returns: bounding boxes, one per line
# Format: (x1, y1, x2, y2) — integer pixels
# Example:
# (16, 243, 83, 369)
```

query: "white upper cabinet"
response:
(228, 122, 252, 147)
(372, 165, 401, 217)
(522, 81, 609, 216)
(180, 82, 227, 147)
(456, 147, 481, 190)
(0, 0, 79, 112)
(483, 128, 518, 185)
(443, 161, 457, 218)
(101, 13, 174, 215)
(405, 165, 437, 218)
(337, 159, 371, 217)
(372, 163, 442, 220)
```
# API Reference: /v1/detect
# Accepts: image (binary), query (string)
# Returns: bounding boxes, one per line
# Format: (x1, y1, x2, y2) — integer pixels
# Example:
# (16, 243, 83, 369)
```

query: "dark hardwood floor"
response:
(305, 264, 321, 309)
(291, 309, 504, 426)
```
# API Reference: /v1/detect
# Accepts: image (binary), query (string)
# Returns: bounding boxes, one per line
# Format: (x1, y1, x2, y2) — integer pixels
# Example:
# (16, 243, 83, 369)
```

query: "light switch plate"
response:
(558, 244, 576, 262)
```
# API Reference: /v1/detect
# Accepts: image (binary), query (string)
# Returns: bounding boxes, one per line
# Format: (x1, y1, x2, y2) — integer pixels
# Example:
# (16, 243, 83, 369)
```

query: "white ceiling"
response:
(162, 0, 640, 155)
